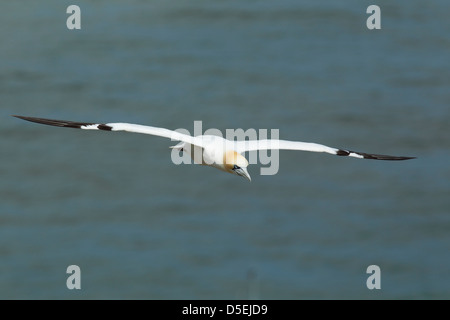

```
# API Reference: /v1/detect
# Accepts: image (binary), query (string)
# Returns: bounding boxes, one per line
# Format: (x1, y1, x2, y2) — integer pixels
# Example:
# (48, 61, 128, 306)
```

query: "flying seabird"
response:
(13, 115, 415, 181)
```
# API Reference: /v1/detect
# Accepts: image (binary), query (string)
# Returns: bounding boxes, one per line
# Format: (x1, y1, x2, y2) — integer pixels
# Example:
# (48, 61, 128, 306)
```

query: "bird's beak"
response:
(234, 167, 251, 182)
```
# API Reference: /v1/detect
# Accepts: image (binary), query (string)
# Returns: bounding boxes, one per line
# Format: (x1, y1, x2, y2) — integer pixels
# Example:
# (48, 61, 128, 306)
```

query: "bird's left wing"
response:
(235, 139, 415, 160)
(13, 116, 204, 147)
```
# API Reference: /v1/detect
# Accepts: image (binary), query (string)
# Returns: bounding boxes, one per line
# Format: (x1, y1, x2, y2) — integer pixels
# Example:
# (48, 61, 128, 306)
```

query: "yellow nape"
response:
(223, 151, 248, 172)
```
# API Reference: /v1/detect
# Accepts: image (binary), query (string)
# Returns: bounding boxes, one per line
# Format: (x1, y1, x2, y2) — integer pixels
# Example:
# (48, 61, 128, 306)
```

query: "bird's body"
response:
(170, 135, 251, 179)
(13, 115, 415, 181)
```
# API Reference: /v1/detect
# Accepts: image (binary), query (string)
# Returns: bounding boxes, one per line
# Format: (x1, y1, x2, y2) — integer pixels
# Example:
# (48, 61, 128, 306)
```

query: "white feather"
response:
(104, 123, 204, 147)
(235, 139, 339, 155)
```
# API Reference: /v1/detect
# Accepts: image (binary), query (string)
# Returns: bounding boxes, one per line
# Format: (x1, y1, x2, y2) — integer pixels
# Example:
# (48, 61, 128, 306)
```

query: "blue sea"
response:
(0, 0, 449, 299)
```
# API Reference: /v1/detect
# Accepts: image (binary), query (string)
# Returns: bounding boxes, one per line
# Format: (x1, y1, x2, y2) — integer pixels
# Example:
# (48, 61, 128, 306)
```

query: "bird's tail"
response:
(169, 141, 185, 151)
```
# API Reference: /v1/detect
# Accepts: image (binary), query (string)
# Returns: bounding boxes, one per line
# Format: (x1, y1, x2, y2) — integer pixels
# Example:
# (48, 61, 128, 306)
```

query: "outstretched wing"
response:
(235, 139, 415, 160)
(13, 115, 203, 147)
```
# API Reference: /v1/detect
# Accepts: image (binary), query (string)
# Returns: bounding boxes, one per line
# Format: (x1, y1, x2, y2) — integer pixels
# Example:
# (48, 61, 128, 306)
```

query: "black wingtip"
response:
(358, 152, 416, 161)
(13, 115, 114, 131)
(336, 148, 416, 160)
(13, 115, 83, 128)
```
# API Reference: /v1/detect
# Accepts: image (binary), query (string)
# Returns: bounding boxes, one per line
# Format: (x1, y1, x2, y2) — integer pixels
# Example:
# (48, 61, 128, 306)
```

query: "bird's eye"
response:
(232, 165, 240, 170)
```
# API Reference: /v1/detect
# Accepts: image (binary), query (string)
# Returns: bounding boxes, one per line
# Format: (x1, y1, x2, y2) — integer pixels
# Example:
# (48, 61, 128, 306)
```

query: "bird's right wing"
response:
(13, 116, 204, 147)
(235, 139, 415, 160)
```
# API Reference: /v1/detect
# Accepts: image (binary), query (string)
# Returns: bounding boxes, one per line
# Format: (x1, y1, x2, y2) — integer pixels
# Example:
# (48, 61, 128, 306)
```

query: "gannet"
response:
(13, 115, 415, 181)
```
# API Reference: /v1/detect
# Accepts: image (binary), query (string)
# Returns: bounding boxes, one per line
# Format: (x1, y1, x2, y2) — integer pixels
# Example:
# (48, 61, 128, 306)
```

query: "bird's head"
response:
(224, 151, 251, 182)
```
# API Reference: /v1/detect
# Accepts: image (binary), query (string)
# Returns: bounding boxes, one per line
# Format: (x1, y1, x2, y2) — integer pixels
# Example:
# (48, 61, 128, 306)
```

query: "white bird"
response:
(13, 115, 415, 181)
